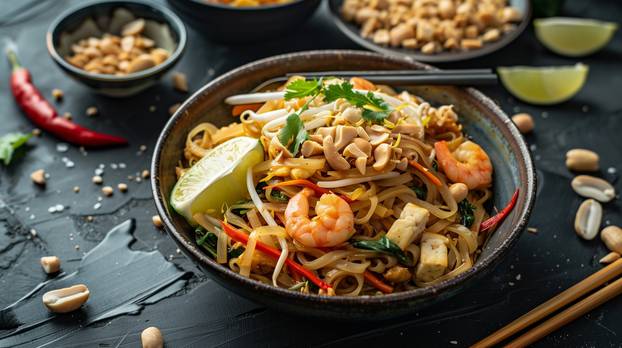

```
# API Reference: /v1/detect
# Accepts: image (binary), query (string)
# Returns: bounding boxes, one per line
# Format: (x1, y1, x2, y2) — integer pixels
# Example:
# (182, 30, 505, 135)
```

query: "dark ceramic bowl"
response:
(151, 50, 536, 319)
(166, 0, 321, 44)
(328, 0, 531, 62)
(47, 0, 187, 97)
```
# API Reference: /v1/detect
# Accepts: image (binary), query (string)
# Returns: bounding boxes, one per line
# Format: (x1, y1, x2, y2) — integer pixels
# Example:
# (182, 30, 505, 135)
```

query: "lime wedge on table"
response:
(170, 137, 263, 224)
(534, 18, 618, 57)
(497, 64, 588, 105)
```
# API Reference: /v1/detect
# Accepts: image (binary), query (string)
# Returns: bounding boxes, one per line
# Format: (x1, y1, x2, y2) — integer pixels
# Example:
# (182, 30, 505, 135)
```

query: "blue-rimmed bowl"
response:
(47, 0, 187, 97)
(151, 50, 536, 319)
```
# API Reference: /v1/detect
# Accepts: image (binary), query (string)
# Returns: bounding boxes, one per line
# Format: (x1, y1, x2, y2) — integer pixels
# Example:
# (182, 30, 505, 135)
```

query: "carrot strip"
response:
(220, 221, 332, 290)
(231, 103, 263, 117)
(363, 271, 394, 294)
(263, 179, 353, 203)
(480, 189, 519, 233)
(409, 160, 442, 187)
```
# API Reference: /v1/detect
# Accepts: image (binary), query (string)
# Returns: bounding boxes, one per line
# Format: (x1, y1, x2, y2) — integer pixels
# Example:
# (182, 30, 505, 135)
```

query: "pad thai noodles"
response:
(173, 76, 517, 296)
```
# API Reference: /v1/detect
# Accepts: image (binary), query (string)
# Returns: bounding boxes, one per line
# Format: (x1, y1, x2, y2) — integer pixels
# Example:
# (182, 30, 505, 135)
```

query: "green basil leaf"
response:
(277, 113, 307, 155)
(352, 236, 413, 266)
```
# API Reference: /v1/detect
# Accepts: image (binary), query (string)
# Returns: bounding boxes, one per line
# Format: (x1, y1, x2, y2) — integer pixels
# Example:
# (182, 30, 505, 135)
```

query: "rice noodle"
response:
(225, 91, 286, 105)
(246, 167, 288, 287)
(317, 171, 400, 188)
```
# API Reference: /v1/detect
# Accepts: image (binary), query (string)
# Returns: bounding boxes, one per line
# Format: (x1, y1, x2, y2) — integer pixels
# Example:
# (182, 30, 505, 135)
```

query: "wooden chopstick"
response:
(505, 277, 622, 347)
(472, 258, 622, 347)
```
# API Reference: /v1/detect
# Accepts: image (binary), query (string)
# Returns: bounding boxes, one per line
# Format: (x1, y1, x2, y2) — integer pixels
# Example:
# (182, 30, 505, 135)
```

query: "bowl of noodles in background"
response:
(151, 50, 536, 319)
(166, 0, 322, 43)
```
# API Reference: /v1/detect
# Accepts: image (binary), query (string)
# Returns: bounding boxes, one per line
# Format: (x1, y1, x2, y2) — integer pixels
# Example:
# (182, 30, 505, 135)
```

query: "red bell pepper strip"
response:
(6, 49, 127, 147)
(363, 271, 394, 294)
(480, 189, 519, 233)
(220, 221, 332, 290)
(231, 103, 263, 117)
(263, 179, 353, 203)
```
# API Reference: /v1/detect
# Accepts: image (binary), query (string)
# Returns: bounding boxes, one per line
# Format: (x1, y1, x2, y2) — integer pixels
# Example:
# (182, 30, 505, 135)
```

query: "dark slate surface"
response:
(1, 0, 621, 347)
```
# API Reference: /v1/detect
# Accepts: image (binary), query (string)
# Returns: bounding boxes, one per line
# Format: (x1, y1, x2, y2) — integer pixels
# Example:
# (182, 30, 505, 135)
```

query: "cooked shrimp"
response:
(434, 140, 492, 189)
(284, 188, 355, 247)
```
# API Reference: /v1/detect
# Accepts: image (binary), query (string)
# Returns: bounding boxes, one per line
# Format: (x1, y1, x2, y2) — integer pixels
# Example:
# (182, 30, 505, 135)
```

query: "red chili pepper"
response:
(263, 179, 353, 203)
(480, 189, 519, 233)
(220, 221, 332, 290)
(6, 49, 127, 147)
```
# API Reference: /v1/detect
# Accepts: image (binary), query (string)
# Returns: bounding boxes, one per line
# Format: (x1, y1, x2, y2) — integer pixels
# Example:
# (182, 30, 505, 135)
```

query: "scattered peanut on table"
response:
(42, 284, 90, 313)
(601, 226, 622, 254)
(574, 199, 602, 240)
(66, 18, 170, 76)
(511, 113, 534, 134)
(565, 148, 599, 172)
(30, 169, 46, 185)
(152, 215, 163, 228)
(141, 326, 164, 348)
(40, 256, 61, 274)
(341, 0, 522, 54)
(571, 175, 616, 203)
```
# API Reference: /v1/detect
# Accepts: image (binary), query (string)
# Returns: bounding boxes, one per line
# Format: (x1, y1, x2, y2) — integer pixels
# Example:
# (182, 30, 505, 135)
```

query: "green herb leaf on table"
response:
(352, 236, 413, 266)
(0, 132, 31, 165)
(323, 82, 390, 122)
(277, 113, 308, 155)
(458, 199, 476, 228)
(284, 79, 323, 100)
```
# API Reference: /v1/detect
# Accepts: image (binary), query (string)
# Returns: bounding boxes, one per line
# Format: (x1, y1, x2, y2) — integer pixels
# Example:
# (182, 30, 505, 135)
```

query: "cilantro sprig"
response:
(323, 82, 390, 122)
(277, 78, 392, 156)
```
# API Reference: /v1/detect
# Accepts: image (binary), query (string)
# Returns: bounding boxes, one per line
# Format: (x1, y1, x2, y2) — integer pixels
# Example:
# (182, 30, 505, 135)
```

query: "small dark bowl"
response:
(47, 0, 187, 97)
(328, 0, 531, 62)
(166, 0, 321, 44)
(151, 50, 536, 319)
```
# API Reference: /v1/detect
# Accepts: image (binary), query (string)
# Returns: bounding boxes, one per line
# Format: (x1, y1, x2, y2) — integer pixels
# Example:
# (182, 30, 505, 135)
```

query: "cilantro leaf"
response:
(277, 113, 308, 155)
(323, 82, 390, 122)
(284, 79, 323, 100)
(0, 132, 31, 165)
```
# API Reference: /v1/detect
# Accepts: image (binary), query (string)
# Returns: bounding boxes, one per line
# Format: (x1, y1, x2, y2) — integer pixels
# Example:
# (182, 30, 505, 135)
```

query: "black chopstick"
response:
(287, 69, 494, 77)
(252, 70, 497, 91)
(289, 69, 497, 85)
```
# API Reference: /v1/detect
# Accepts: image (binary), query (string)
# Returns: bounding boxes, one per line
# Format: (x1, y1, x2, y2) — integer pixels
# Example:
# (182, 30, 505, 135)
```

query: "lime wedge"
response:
(534, 17, 618, 57)
(170, 136, 264, 224)
(497, 64, 588, 105)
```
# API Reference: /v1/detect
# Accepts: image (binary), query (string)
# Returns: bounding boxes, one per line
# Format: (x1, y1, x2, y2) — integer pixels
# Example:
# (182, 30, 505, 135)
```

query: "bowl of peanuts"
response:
(46, 0, 187, 97)
(329, 0, 531, 62)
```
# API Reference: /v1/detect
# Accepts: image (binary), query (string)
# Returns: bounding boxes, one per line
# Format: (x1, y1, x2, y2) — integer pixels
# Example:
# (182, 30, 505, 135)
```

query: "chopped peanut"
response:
(342, 0, 522, 55)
